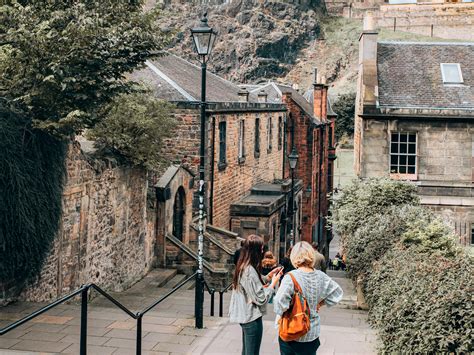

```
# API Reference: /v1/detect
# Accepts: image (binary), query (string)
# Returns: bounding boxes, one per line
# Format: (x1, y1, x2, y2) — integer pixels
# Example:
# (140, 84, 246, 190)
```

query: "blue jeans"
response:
(240, 317, 263, 355)
(278, 336, 321, 355)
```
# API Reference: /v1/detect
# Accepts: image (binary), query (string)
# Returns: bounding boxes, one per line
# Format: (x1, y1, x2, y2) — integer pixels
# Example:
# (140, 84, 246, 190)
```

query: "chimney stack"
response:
(257, 89, 268, 103)
(238, 88, 249, 102)
(359, 12, 379, 108)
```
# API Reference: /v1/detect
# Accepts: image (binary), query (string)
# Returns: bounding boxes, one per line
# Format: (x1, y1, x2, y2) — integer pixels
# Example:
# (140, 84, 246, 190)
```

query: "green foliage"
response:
(366, 248, 473, 353)
(329, 177, 419, 241)
(0, 102, 66, 287)
(1, 1, 169, 136)
(332, 92, 356, 141)
(345, 205, 432, 281)
(88, 93, 176, 170)
(331, 178, 473, 353)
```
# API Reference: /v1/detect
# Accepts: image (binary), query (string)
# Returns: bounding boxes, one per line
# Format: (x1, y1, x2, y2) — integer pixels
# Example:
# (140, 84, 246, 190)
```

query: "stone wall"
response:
(21, 142, 152, 302)
(334, 2, 474, 41)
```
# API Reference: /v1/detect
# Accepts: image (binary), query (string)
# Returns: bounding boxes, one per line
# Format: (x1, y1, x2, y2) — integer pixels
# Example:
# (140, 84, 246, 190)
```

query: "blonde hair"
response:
(290, 241, 316, 268)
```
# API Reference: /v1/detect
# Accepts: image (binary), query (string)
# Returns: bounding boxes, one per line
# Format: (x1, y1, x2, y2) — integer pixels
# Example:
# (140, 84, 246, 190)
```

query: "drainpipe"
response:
(209, 116, 216, 225)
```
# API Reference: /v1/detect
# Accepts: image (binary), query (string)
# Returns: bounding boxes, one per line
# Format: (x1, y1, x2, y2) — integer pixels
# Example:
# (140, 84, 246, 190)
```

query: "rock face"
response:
(160, 0, 322, 83)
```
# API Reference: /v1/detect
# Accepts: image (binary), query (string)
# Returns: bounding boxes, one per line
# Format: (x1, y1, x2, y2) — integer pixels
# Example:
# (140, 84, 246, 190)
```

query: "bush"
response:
(331, 178, 473, 353)
(330, 177, 419, 243)
(345, 204, 433, 281)
(87, 93, 176, 170)
(366, 248, 473, 353)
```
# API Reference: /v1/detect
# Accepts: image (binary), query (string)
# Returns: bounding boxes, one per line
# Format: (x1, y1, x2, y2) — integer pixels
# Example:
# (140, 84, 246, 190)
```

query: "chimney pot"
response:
(257, 89, 268, 103)
(363, 11, 376, 31)
(313, 67, 318, 84)
(238, 88, 250, 102)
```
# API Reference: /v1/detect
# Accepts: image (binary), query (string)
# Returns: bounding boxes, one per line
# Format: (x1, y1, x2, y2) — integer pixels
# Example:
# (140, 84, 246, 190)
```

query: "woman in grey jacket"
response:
(229, 235, 283, 355)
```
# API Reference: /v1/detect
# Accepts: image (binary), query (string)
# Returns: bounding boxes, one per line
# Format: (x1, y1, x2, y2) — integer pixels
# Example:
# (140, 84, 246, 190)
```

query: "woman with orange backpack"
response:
(274, 241, 343, 355)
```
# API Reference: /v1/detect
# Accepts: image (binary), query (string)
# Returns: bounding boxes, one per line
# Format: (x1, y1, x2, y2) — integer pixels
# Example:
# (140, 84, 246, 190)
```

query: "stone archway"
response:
(172, 187, 186, 241)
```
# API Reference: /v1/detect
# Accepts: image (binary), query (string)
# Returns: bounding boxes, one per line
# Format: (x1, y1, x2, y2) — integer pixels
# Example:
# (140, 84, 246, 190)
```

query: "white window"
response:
(238, 120, 245, 160)
(441, 63, 463, 84)
(390, 132, 417, 175)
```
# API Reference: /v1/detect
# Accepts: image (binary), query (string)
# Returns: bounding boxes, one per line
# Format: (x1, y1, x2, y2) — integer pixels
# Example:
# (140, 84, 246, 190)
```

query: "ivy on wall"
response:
(0, 103, 66, 289)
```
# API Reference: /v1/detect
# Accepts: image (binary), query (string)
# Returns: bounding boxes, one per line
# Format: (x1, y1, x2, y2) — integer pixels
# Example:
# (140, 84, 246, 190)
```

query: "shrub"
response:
(366, 247, 473, 353)
(329, 177, 419, 244)
(332, 92, 356, 141)
(87, 93, 176, 170)
(345, 204, 433, 281)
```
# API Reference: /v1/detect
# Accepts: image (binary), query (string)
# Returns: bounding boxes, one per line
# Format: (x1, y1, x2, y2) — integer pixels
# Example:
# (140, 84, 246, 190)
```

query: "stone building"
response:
(241, 78, 337, 260)
(354, 19, 474, 245)
(133, 54, 304, 272)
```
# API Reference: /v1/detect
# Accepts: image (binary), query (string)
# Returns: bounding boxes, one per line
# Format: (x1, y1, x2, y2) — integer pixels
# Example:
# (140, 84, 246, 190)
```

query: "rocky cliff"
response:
(160, 0, 323, 83)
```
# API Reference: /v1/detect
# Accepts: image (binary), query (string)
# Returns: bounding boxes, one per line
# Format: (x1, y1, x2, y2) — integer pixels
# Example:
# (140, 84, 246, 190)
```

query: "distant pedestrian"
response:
(229, 235, 283, 355)
(274, 241, 343, 355)
(262, 251, 278, 276)
(311, 243, 326, 272)
(280, 247, 295, 276)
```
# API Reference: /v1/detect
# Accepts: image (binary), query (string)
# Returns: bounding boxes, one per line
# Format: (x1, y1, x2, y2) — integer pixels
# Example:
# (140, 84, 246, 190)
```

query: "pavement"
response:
(0, 265, 376, 354)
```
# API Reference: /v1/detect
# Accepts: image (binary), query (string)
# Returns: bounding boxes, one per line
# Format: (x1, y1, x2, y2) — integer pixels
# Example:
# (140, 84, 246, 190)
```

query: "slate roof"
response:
(242, 82, 324, 124)
(131, 53, 244, 103)
(377, 42, 474, 110)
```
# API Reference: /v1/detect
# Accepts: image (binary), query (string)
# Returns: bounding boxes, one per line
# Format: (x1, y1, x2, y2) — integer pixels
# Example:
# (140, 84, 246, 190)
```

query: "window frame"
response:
(267, 116, 273, 152)
(389, 131, 418, 180)
(254, 116, 260, 158)
(278, 116, 283, 151)
(218, 120, 227, 170)
(238, 119, 245, 163)
(440, 63, 463, 84)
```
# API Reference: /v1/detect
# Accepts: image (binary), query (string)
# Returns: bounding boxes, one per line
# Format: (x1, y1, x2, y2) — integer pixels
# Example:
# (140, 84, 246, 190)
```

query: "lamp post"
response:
(190, 13, 217, 330)
(288, 147, 299, 247)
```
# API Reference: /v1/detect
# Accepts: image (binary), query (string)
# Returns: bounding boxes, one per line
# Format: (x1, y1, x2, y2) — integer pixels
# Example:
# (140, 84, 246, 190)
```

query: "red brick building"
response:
(244, 75, 336, 259)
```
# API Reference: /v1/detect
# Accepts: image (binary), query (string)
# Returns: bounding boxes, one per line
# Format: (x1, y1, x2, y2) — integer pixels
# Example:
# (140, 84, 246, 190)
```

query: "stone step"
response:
(148, 268, 178, 287)
(163, 274, 187, 289)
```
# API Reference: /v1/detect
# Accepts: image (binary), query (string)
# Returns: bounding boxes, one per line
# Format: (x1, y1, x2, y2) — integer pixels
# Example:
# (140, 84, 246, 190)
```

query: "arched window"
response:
(173, 187, 186, 241)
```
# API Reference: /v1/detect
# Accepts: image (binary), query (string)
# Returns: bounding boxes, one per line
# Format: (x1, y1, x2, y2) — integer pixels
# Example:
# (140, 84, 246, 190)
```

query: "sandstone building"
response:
(241, 77, 337, 259)
(354, 20, 474, 245)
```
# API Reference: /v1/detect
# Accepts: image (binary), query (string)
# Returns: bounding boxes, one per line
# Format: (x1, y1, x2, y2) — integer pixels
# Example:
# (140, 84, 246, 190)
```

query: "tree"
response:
(88, 92, 176, 170)
(1, 1, 169, 136)
(332, 92, 356, 142)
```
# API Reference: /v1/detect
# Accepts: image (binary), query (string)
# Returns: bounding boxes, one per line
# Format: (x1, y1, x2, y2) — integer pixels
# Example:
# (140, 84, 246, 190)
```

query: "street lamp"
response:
(288, 147, 299, 247)
(190, 13, 217, 330)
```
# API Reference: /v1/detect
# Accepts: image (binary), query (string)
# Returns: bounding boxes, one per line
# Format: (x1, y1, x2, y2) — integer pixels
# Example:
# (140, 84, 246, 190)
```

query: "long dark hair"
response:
(232, 235, 264, 289)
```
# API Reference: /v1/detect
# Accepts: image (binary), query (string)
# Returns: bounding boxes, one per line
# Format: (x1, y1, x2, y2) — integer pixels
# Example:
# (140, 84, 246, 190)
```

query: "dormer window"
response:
(441, 63, 463, 84)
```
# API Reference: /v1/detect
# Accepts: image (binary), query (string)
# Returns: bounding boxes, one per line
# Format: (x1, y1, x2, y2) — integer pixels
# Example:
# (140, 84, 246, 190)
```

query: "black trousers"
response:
(278, 336, 321, 355)
(240, 317, 263, 355)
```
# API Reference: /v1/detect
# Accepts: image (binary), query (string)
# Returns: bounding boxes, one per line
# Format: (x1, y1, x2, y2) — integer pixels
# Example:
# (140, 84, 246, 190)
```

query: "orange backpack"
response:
(278, 273, 311, 341)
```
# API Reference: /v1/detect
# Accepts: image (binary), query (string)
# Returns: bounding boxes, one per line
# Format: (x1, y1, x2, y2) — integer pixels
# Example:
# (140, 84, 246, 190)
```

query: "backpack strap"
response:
(288, 272, 303, 294)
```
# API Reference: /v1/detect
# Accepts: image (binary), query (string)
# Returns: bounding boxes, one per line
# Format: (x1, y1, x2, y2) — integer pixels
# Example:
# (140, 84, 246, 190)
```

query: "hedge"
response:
(330, 178, 474, 353)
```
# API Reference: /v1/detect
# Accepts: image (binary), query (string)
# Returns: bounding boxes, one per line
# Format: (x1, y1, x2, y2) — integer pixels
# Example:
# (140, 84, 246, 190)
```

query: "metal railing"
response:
(0, 273, 197, 355)
(203, 280, 233, 317)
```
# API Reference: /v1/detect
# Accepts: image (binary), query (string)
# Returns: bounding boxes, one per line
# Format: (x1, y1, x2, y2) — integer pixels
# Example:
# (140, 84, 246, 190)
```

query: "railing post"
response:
(210, 290, 215, 317)
(195, 272, 204, 328)
(80, 287, 88, 355)
(219, 291, 224, 318)
(136, 315, 142, 355)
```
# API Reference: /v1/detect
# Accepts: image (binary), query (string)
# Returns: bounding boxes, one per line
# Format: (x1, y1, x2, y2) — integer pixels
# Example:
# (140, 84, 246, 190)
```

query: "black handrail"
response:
(0, 272, 197, 355)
